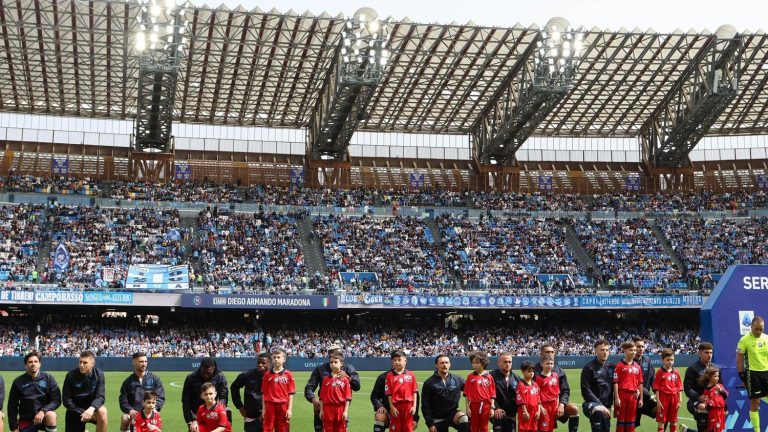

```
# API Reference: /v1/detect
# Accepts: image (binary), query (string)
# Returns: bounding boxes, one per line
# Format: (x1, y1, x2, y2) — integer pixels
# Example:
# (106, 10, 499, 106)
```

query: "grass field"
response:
(1, 369, 694, 432)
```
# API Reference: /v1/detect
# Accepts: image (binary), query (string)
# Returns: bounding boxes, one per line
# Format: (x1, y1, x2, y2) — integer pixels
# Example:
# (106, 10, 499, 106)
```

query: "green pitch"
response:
(1, 369, 692, 432)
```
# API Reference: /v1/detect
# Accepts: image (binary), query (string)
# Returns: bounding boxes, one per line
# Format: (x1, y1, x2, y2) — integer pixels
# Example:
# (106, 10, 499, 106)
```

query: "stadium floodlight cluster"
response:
(337, 7, 391, 86)
(134, 0, 190, 56)
(534, 17, 584, 89)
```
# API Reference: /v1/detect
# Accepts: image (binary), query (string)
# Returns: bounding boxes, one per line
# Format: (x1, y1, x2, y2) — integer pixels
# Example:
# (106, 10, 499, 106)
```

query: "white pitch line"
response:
(170, 381, 183, 387)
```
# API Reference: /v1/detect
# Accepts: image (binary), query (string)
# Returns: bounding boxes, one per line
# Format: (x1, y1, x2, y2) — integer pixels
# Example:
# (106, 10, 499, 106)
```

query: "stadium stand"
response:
(658, 216, 768, 277)
(111, 180, 243, 203)
(314, 214, 452, 293)
(0, 204, 47, 283)
(48, 205, 188, 287)
(472, 192, 588, 211)
(574, 218, 685, 290)
(5, 174, 102, 196)
(437, 215, 588, 292)
(196, 208, 307, 293)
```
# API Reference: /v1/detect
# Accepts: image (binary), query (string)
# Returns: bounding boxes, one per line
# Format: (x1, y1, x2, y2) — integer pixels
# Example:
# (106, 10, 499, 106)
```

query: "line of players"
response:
(0, 337, 726, 432)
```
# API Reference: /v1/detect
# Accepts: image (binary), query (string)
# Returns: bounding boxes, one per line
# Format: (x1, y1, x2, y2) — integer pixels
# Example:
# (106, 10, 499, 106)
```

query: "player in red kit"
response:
(464, 351, 496, 432)
(517, 361, 545, 432)
(319, 352, 352, 432)
(697, 366, 728, 432)
(652, 349, 683, 432)
(262, 349, 295, 432)
(536, 357, 560, 432)
(196, 383, 232, 432)
(384, 350, 418, 432)
(134, 391, 162, 432)
(613, 341, 644, 432)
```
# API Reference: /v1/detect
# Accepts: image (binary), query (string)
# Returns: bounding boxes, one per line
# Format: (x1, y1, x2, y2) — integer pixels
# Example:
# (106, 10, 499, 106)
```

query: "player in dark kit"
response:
(535, 344, 580, 432)
(305, 345, 361, 432)
(421, 355, 469, 432)
(490, 353, 519, 432)
(62, 351, 108, 432)
(684, 342, 723, 432)
(231, 353, 271, 432)
(632, 337, 657, 429)
(183, 357, 230, 432)
(119, 352, 166, 432)
(581, 340, 614, 432)
(8, 352, 61, 432)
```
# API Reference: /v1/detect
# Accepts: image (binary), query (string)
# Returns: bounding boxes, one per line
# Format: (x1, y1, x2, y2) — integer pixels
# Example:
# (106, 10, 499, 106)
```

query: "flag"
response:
(53, 243, 70, 273)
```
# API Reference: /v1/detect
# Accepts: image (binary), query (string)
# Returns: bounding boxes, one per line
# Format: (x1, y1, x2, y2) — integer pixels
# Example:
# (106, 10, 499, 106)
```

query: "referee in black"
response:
(684, 342, 720, 432)
(580, 339, 613, 432)
(304, 345, 361, 432)
(62, 351, 108, 432)
(421, 354, 468, 432)
(230, 352, 270, 432)
(737, 316, 768, 432)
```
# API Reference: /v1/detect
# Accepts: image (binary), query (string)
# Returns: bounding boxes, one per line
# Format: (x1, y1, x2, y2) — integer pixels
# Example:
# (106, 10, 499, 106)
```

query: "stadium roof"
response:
(0, 0, 766, 137)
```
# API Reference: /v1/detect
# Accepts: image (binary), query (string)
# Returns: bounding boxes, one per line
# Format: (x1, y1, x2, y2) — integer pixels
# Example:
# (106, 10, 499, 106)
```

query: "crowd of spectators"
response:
(12, 312, 700, 358)
(314, 214, 452, 293)
(5, 174, 101, 196)
(472, 192, 589, 212)
(590, 190, 768, 213)
(437, 215, 586, 292)
(48, 205, 188, 287)
(0, 204, 47, 283)
(464, 315, 700, 356)
(574, 218, 684, 290)
(111, 181, 242, 203)
(659, 216, 768, 276)
(196, 208, 307, 293)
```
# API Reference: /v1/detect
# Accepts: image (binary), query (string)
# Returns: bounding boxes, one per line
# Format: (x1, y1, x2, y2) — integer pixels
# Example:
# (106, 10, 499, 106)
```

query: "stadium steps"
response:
(101, 181, 113, 198)
(649, 218, 687, 273)
(298, 217, 327, 276)
(36, 238, 52, 276)
(179, 216, 200, 271)
(563, 221, 601, 286)
(425, 217, 461, 290)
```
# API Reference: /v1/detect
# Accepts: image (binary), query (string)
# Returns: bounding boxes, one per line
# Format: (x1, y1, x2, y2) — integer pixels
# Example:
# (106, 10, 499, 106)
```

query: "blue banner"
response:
(0, 290, 133, 305)
(290, 168, 305, 186)
(175, 164, 192, 181)
(625, 175, 641, 191)
(338, 294, 705, 309)
(409, 173, 425, 188)
(538, 175, 553, 191)
(53, 243, 70, 273)
(181, 294, 337, 310)
(701, 265, 768, 431)
(125, 264, 189, 291)
(758, 174, 768, 189)
(52, 158, 69, 175)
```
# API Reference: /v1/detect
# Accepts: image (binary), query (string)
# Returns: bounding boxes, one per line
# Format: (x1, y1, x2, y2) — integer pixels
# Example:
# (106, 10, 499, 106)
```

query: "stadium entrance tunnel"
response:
(701, 265, 768, 431)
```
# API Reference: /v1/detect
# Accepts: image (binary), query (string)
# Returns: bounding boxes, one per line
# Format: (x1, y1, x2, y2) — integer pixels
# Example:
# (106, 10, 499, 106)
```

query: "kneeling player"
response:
(422, 355, 469, 432)
(371, 356, 420, 432)
(653, 349, 683, 432)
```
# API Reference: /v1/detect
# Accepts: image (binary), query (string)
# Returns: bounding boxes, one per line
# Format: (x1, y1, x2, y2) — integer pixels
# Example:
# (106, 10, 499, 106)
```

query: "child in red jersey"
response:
(517, 361, 545, 432)
(536, 357, 560, 432)
(262, 349, 295, 432)
(319, 351, 352, 432)
(465, 351, 496, 432)
(385, 350, 418, 432)
(697, 366, 728, 432)
(652, 349, 683, 432)
(134, 391, 162, 432)
(613, 341, 644, 432)
(196, 382, 232, 432)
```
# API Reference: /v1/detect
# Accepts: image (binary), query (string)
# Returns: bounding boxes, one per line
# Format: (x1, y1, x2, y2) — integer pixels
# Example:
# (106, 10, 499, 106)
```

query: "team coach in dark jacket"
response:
(62, 351, 108, 432)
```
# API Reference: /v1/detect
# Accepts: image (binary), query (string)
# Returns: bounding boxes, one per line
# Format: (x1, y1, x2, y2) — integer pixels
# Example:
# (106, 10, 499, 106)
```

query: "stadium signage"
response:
(742, 276, 768, 289)
(181, 294, 337, 310)
(0, 290, 134, 305)
(337, 294, 704, 308)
